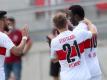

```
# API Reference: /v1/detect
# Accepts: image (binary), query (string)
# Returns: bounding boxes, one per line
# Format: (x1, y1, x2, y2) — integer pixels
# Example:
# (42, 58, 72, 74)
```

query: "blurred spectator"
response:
(46, 28, 60, 80)
(4, 17, 32, 80)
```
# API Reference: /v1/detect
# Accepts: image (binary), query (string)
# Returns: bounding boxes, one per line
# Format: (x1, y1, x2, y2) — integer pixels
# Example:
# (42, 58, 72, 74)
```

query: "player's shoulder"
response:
(51, 36, 57, 43)
(11, 29, 22, 35)
(92, 24, 97, 31)
(77, 21, 88, 30)
(51, 35, 59, 45)
(15, 29, 21, 33)
(9, 29, 22, 36)
(73, 28, 88, 37)
(79, 21, 87, 26)
(0, 31, 10, 40)
(0, 31, 8, 37)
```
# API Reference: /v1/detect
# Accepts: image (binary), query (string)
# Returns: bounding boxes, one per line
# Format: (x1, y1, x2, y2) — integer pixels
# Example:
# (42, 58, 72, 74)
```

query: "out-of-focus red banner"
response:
(96, 2, 107, 10)
(34, 0, 45, 7)
(64, 0, 80, 3)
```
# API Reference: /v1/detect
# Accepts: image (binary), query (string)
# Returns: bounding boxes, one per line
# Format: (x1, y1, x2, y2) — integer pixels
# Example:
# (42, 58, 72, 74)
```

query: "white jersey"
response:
(75, 21, 102, 77)
(51, 30, 92, 80)
(0, 32, 14, 80)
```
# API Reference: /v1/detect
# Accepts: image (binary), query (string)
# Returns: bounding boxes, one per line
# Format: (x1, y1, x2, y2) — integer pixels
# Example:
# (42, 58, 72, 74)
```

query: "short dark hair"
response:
(0, 11, 7, 19)
(69, 5, 85, 19)
(7, 17, 15, 23)
(53, 13, 67, 29)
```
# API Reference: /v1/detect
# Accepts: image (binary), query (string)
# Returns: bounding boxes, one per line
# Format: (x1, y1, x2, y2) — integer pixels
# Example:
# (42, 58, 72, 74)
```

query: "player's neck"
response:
(58, 28, 68, 33)
(78, 18, 84, 23)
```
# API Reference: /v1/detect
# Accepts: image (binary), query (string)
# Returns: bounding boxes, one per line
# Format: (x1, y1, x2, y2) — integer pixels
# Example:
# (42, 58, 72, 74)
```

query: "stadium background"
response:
(0, 0, 107, 80)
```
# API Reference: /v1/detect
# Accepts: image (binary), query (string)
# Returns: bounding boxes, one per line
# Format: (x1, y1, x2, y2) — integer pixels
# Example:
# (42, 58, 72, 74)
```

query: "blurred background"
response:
(1, 0, 107, 80)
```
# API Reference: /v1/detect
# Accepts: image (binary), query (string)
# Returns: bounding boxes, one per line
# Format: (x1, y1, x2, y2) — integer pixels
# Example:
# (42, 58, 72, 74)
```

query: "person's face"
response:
(7, 20, 15, 30)
(3, 17, 9, 31)
(0, 17, 9, 31)
(70, 11, 79, 26)
(0, 18, 5, 30)
(7, 20, 14, 27)
(69, 12, 75, 26)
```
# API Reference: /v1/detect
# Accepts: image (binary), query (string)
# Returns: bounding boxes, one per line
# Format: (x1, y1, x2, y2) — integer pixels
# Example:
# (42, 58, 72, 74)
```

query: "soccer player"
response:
(46, 10, 73, 80)
(0, 11, 28, 80)
(50, 12, 97, 80)
(4, 17, 32, 80)
(69, 5, 102, 80)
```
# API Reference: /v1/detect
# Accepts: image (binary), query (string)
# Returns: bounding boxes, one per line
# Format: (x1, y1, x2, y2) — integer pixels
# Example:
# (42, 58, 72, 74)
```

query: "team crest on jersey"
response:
(12, 35, 18, 42)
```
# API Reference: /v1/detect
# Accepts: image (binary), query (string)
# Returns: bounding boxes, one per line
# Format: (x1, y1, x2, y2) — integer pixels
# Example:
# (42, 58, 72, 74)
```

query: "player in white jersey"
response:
(50, 12, 97, 80)
(69, 5, 102, 80)
(0, 11, 28, 80)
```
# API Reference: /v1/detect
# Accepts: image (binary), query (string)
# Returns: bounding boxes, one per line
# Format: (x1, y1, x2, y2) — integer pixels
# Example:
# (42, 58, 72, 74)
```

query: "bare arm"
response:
(11, 26, 29, 56)
(11, 39, 27, 56)
(84, 18, 97, 35)
(51, 53, 59, 63)
(22, 38, 32, 55)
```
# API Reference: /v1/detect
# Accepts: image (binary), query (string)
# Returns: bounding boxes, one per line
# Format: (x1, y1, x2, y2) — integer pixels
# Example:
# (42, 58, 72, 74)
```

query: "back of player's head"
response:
(53, 12, 67, 29)
(57, 9, 71, 19)
(69, 5, 85, 19)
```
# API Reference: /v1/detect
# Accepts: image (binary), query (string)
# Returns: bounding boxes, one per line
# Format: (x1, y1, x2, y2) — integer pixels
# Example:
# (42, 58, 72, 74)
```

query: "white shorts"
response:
(0, 72, 5, 80)
(90, 75, 102, 80)
(60, 71, 91, 80)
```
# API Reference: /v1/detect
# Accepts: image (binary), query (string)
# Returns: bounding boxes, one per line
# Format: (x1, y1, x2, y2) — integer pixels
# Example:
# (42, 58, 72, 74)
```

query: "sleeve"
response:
(50, 39, 57, 59)
(80, 30, 92, 41)
(0, 33, 15, 56)
(74, 22, 88, 31)
(81, 23, 88, 30)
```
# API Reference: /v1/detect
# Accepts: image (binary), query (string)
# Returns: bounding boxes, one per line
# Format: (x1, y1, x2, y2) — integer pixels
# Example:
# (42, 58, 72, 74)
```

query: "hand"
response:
(48, 34, 54, 39)
(21, 24, 29, 37)
(20, 52, 25, 56)
(54, 30, 58, 37)
(83, 18, 92, 25)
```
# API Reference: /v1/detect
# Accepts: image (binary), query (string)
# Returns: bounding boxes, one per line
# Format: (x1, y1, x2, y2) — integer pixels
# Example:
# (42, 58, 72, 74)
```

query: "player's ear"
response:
(74, 14, 80, 22)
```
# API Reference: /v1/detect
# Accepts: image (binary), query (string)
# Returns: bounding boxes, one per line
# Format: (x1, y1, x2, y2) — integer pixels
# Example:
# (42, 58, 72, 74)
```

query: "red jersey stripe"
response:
(0, 47, 6, 55)
(56, 42, 84, 60)
(84, 39, 91, 49)
(84, 35, 97, 49)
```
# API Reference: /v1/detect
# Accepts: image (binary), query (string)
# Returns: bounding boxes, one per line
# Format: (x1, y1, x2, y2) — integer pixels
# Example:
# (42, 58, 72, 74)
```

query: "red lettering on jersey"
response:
(88, 52, 96, 58)
(69, 61, 80, 68)
(56, 42, 84, 60)
(59, 35, 75, 44)
(0, 47, 6, 55)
